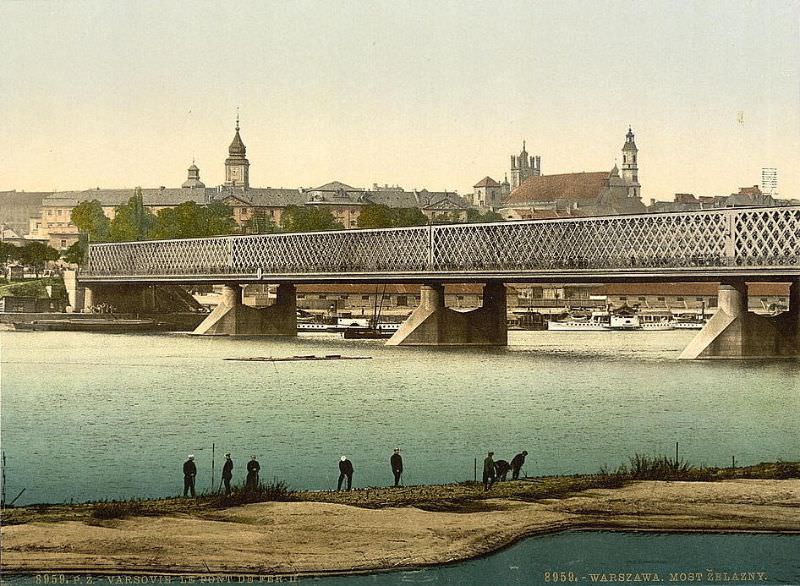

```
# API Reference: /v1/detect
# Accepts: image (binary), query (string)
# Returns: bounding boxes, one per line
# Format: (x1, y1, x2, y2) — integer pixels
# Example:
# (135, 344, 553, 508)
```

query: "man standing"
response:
(246, 455, 260, 491)
(338, 456, 354, 491)
(183, 455, 197, 497)
(390, 448, 403, 487)
(482, 451, 496, 491)
(511, 450, 528, 480)
(222, 453, 234, 495)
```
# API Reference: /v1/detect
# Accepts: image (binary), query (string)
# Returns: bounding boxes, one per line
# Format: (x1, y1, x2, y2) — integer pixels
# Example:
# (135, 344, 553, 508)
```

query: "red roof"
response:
(598, 282, 789, 296)
(474, 176, 500, 188)
(505, 172, 608, 204)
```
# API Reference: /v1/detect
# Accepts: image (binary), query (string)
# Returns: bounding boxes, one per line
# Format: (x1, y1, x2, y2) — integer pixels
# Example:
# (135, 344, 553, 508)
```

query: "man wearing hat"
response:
(482, 451, 496, 491)
(222, 453, 234, 495)
(337, 456, 354, 491)
(183, 455, 197, 497)
(390, 448, 403, 487)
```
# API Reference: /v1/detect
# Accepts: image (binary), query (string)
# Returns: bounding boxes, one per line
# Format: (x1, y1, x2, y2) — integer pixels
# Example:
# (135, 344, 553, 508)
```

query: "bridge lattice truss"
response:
(84, 207, 800, 280)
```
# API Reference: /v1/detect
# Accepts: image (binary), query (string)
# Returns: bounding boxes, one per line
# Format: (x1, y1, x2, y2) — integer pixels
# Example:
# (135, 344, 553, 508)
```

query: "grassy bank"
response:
(3, 458, 797, 526)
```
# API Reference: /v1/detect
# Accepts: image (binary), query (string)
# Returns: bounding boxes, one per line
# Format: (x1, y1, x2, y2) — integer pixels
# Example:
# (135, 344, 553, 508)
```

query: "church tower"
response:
(224, 114, 250, 190)
(182, 161, 205, 189)
(621, 127, 640, 198)
(510, 141, 541, 189)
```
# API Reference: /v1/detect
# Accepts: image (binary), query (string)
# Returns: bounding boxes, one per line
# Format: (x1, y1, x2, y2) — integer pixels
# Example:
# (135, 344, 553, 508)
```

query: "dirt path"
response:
(2, 480, 799, 576)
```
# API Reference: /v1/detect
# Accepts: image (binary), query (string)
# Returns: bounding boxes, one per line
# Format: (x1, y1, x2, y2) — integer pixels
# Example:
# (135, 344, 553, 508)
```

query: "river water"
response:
(1, 329, 798, 504)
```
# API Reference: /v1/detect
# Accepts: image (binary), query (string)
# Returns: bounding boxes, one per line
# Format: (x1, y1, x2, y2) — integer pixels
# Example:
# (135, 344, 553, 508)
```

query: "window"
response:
(657, 297, 665, 301)
(696, 297, 704, 301)
(676, 297, 684, 301)
(637, 296, 645, 301)
(340, 295, 347, 300)
(318, 294, 326, 300)
(619, 296, 627, 301)
(60, 239, 67, 248)
(457, 295, 464, 301)
(361, 295, 370, 301)
(297, 294, 305, 299)
(396, 295, 408, 306)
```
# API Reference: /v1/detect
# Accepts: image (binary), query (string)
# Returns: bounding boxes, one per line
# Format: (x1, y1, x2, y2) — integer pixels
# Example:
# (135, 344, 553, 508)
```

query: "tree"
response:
(357, 205, 429, 229)
(71, 199, 110, 241)
(356, 204, 395, 229)
(280, 206, 344, 232)
(467, 208, 504, 223)
(17, 241, 60, 277)
(243, 210, 280, 235)
(62, 239, 86, 265)
(0, 242, 20, 265)
(108, 187, 155, 242)
(152, 201, 238, 239)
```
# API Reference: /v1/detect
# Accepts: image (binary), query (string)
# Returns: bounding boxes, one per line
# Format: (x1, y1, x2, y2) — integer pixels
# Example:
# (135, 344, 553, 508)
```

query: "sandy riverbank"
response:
(2, 479, 799, 576)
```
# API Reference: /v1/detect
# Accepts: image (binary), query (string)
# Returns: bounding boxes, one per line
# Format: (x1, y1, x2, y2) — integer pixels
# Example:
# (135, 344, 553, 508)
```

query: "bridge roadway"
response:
(78, 206, 800, 358)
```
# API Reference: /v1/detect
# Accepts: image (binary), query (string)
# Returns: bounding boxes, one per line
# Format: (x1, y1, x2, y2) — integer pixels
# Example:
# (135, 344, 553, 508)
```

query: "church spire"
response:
(225, 110, 250, 189)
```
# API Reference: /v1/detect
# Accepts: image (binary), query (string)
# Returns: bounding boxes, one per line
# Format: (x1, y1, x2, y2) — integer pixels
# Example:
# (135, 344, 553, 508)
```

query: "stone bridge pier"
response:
(387, 281, 507, 346)
(680, 279, 799, 359)
(193, 283, 296, 336)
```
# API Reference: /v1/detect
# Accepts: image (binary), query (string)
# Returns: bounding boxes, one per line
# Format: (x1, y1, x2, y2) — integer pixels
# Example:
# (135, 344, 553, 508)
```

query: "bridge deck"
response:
(81, 206, 800, 284)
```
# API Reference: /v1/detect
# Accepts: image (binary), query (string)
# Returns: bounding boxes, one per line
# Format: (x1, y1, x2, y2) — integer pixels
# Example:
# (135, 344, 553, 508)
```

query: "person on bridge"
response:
(483, 452, 496, 491)
(246, 455, 260, 491)
(222, 453, 234, 495)
(183, 455, 197, 497)
(338, 456, 354, 491)
(390, 448, 403, 487)
(494, 459, 511, 482)
(511, 451, 528, 480)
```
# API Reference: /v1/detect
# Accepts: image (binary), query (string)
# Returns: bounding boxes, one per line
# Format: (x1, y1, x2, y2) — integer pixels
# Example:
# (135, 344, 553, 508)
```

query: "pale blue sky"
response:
(1, 0, 798, 200)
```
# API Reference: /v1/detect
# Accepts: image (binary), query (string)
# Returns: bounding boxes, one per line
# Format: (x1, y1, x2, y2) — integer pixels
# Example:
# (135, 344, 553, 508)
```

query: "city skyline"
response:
(2, 1, 798, 200)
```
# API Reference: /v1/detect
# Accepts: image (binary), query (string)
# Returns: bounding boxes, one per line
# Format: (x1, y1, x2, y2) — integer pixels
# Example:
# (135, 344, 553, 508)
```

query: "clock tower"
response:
(224, 114, 250, 189)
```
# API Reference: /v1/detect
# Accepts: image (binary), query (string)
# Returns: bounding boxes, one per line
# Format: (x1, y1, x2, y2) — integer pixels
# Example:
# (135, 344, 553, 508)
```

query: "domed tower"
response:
(224, 114, 250, 189)
(182, 161, 206, 189)
(621, 127, 640, 198)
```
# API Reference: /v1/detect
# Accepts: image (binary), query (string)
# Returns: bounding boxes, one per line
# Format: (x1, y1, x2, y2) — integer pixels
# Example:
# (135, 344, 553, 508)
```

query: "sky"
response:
(1, 0, 798, 201)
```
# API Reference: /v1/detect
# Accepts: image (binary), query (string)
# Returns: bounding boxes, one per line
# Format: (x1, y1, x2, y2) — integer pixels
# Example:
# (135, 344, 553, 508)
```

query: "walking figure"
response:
(246, 455, 260, 491)
(338, 456, 354, 491)
(511, 451, 528, 480)
(222, 453, 234, 495)
(183, 455, 197, 497)
(390, 448, 403, 487)
(494, 459, 511, 482)
(482, 451, 496, 491)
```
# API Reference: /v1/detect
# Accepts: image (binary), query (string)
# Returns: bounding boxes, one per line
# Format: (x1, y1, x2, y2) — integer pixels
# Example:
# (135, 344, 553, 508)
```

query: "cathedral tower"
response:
(510, 141, 541, 189)
(224, 114, 250, 189)
(621, 127, 640, 198)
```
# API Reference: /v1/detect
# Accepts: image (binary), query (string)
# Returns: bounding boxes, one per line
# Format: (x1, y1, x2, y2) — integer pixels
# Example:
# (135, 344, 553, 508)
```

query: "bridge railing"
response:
(83, 206, 800, 278)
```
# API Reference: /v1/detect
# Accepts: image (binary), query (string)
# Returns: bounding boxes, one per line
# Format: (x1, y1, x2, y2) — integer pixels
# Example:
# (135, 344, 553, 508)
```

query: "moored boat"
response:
(13, 318, 167, 332)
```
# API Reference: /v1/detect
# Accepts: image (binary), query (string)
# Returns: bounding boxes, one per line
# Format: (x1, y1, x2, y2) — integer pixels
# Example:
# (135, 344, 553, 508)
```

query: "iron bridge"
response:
(81, 206, 800, 284)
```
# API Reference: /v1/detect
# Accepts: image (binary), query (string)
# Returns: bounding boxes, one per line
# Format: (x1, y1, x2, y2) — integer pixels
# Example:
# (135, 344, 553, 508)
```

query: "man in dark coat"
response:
(246, 455, 260, 491)
(338, 456, 354, 491)
(482, 451, 496, 491)
(511, 450, 528, 480)
(390, 448, 403, 487)
(494, 459, 511, 482)
(183, 455, 197, 497)
(222, 453, 234, 495)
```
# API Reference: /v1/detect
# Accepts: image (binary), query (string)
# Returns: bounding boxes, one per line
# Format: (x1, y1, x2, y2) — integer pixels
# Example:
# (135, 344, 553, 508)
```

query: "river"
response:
(1, 329, 797, 505)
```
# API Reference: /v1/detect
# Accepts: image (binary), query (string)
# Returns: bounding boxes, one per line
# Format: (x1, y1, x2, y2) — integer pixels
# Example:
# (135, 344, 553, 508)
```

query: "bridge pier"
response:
(193, 283, 297, 336)
(679, 279, 799, 359)
(386, 282, 507, 346)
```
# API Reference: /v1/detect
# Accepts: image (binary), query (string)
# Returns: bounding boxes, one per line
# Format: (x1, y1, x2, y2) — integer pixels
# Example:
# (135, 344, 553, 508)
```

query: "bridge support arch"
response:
(194, 283, 296, 336)
(387, 282, 507, 346)
(679, 279, 799, 359)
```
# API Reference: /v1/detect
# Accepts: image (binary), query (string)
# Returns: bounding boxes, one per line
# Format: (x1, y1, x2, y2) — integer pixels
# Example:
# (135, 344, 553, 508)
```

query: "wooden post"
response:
(211, 443, 215, 492)
(675, 442, 679, 463)
(473, 458, 477, 483)
(732, 456, 735, 470)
